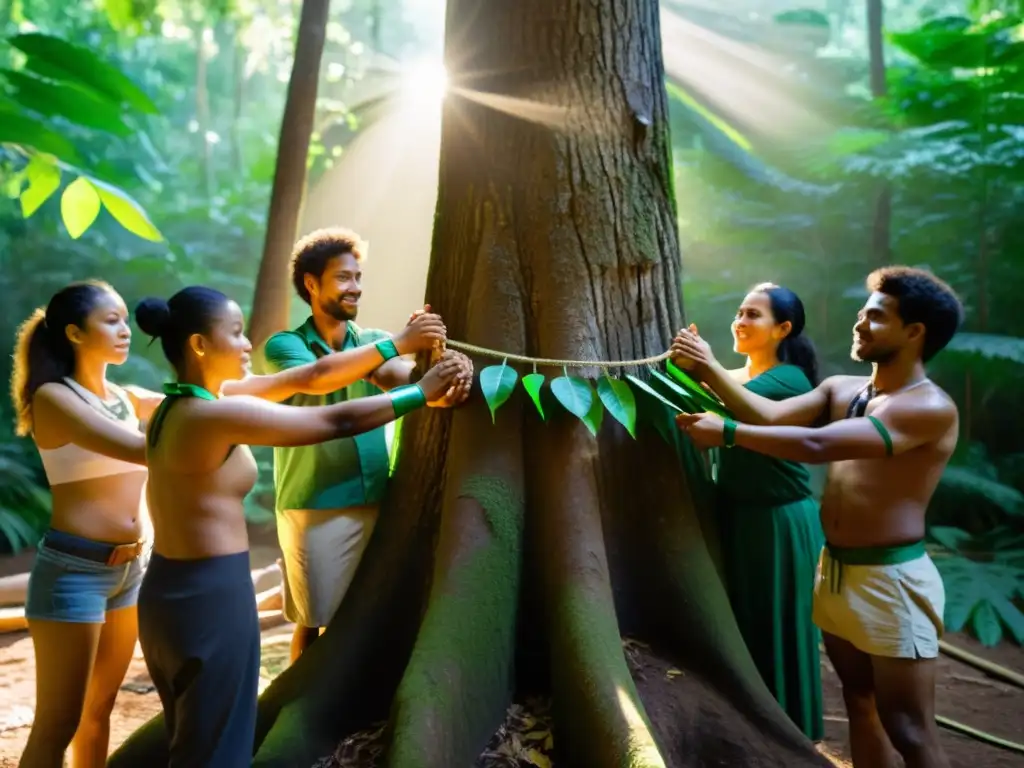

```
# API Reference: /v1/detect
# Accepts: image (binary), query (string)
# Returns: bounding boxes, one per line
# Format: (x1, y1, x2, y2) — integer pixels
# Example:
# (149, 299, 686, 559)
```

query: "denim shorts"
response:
(25, 529, 147, 623)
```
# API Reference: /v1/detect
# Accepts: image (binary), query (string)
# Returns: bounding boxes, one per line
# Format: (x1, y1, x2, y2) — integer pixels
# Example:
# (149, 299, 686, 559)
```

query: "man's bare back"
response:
(819, 375, 959, 548)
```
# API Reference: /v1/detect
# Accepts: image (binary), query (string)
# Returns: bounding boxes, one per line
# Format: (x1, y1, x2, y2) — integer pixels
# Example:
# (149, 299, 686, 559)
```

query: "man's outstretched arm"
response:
(676, 397, 957, 464)
(669, 328, 833, 426)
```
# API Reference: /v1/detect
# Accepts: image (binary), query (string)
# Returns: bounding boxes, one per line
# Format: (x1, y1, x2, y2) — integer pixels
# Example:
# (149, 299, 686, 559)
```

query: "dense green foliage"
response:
(1, 0, 1021, 644)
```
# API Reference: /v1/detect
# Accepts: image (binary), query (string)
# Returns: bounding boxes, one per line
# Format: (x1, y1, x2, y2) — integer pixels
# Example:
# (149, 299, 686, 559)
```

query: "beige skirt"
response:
(276, 506, 379, 628)
(813, 547, 945, 659)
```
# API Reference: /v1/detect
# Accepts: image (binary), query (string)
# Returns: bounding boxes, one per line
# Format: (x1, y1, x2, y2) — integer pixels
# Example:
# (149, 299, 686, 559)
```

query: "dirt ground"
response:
(1, 525, 1022, 767)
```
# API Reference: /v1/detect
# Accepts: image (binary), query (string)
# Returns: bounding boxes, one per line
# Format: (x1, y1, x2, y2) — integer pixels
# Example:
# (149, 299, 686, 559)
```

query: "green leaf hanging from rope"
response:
(480, 359, 519, 423)
(649, 369, 701, 414)
(522, 372, 546, 420)
(551, 371, 594, 422)
(625, 375, 683, 415)
(582, 393, 603, 436)
(597, 376, 637, 438)
(664, 360, 733, 417)
(625, 375, 678, 445)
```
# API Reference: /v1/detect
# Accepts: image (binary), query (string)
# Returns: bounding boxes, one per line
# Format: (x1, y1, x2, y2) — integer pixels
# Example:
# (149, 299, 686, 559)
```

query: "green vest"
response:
(257, 317, 392, 512)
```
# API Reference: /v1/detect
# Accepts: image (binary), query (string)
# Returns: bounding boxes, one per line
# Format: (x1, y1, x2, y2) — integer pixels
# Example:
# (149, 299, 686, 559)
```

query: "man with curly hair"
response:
(671, 266, 963, 768)
(257, 227, 473, 662)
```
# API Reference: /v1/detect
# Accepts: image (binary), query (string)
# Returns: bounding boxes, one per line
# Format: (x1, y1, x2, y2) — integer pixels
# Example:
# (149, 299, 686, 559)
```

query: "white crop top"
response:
(37, 378, 148, 486)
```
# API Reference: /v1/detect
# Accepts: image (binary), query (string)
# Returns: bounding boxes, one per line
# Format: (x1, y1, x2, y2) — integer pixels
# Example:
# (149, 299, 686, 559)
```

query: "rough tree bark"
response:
(109, 1, 833, 766)
(248, 0, 331, 350)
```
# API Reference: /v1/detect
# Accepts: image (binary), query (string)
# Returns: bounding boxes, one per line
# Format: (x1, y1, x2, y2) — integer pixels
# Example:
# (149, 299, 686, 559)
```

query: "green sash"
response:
(825, 540, 926, 593)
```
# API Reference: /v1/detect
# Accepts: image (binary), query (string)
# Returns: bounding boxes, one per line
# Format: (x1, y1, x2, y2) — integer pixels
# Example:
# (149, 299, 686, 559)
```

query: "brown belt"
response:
(106, 540, 145, 566)
(42, 532, 145, 567)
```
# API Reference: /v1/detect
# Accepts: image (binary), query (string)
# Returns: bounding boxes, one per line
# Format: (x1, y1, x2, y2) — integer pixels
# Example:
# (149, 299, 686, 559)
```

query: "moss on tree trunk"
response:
(108, 1, 832, 766)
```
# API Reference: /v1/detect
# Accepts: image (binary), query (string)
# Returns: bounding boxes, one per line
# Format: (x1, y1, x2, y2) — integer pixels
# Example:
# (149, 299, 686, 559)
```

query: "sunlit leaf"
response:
(9, 33, 158, 114)
(91, 178, 164, 242)
(551, 374, 593, 421)
(522, 372, 546, 420)
(20, 154, 61, 217)
(61, 177, 101, 239)
(597, 376, 637, 438)
(480, 360, 518, 423)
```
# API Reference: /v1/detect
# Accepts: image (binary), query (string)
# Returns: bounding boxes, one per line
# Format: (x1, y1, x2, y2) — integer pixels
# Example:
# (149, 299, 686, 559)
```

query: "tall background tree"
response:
(248, 0, 332, 350)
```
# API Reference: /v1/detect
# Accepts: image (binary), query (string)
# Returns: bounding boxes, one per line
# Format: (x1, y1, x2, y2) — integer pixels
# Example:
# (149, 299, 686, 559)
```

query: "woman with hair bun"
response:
(11, 280, 163, 768)
(670, 283, 825, 742)
(132, 286, 461, 767)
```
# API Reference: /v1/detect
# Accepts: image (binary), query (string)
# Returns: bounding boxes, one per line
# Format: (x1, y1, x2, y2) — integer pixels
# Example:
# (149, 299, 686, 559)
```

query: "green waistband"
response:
(826, 540, 926, 566)
(824, 540, 926, 594)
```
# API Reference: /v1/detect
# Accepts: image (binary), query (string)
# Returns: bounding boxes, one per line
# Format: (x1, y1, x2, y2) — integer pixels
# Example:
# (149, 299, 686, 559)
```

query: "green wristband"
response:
(723, 418, 737, 448)
(375, 338, 400, 361)
(389, 384, 427, 417)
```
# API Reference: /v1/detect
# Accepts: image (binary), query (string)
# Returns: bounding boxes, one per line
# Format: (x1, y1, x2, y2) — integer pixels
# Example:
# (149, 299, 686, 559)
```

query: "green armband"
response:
(389, 384, 427, 417)
(867, 415, 893, 457)
(375, 338, 400, 361)
(723, 418, 737, 448)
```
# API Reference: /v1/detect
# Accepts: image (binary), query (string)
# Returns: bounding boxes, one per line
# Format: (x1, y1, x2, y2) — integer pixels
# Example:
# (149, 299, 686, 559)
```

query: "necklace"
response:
(63, 377, 130, 422)
(873, 377, 931, 397)
(846, 377, 930, 419)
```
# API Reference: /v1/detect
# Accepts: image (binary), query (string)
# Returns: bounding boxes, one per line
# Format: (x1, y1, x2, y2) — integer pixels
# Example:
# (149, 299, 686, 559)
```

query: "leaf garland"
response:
(474, 361, 711, 443)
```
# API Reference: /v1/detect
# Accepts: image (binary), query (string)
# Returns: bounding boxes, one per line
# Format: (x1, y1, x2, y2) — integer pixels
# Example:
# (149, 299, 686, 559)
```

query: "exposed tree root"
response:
(250, 411, 454, 767)
(386, 404, 526, 767)
(622, 420, 829, 766)
(531, 414, 666, 768)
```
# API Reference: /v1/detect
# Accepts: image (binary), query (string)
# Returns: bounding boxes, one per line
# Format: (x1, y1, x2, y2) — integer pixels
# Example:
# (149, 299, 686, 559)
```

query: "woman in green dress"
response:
(683, 283, 825, 741)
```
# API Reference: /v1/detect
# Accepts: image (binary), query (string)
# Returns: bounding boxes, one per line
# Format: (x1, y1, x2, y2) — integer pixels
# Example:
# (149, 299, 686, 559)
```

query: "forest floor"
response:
(0, 523, 1021, 768)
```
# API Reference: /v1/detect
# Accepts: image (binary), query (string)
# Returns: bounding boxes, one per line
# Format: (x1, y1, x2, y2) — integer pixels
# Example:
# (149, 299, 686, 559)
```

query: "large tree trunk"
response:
(247, 0, 331, 350)
(109, 1, 832, 766)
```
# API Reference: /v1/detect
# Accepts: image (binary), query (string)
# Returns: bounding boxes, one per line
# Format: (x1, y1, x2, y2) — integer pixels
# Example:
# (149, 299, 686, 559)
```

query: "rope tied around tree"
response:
(444, 339, 673, 369)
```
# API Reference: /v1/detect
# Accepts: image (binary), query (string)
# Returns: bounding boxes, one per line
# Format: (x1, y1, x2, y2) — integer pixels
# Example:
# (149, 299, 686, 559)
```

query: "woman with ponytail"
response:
(670, 283, 825, 742)
(11, 281, 163, 768)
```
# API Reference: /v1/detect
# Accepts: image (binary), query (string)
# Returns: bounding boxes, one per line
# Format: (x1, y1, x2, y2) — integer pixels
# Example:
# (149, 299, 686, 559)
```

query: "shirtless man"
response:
(669, 266, 962, 768)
